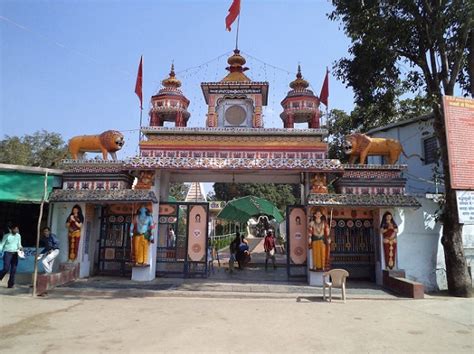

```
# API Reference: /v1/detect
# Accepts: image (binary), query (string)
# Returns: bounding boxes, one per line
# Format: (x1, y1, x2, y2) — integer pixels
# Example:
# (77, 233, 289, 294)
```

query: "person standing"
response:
(167, 226, 176, 247)
(0, 225, 23, 288)
(37, 227, 60, 273)
(264, 229, 277, 270)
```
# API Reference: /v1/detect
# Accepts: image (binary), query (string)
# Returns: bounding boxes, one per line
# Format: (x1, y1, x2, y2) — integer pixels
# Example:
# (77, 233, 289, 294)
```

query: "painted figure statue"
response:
(308, 208, 330, 271)
(68, 130, 125, 160)
(66, 204, 84, 261)
(344, 133, 421, 165)
(310, 173, 328, 194)
(380, 211, 398, 270)
(135, 170, 155, 189)
(130, 206, 154, 266)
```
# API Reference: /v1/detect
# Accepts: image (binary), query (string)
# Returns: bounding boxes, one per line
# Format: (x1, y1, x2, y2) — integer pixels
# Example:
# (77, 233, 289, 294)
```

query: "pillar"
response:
(285, 113, 295, 128)
(309, 112, 320, 129)
(131, 170, 164, 281)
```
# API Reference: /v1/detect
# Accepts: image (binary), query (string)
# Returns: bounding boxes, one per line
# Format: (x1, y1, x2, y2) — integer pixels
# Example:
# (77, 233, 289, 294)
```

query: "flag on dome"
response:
(225, 0, 241, 31)
(319, 68, 329, 107)
(135, 56, 143, 110)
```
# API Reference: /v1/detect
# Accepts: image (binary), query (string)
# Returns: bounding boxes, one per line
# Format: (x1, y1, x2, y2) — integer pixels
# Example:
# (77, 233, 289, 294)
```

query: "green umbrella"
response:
(217, 196, 284, 223)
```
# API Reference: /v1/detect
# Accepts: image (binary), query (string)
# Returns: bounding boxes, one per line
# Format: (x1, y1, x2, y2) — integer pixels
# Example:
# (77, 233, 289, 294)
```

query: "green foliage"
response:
(0, 130, 68, 167)
(168, 183, 189, 201)
(213, 183, 300, 212)
(326, 109, 354, 161)
(330, 1, 473, 101)
(329, 0, 473, 296)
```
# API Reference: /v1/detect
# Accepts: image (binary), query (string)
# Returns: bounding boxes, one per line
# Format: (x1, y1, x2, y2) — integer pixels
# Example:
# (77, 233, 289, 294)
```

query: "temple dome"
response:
(221, 49, 251, 82)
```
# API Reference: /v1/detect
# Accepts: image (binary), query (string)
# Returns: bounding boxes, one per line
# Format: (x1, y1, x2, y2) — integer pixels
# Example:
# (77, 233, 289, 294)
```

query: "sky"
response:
(1, 0, 355, 158)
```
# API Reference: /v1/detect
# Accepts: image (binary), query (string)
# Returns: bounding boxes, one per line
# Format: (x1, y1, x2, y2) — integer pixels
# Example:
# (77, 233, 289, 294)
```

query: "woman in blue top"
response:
(0, 225, 23, 288)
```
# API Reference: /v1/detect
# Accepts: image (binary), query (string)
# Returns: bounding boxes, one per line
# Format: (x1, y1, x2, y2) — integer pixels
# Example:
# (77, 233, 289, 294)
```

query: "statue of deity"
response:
(130, 206, 154, 266)
(310, 173, 328, 194)
(308, 208, 330, 271)
(66, 204, 84, 261)
(380, 211, 398, 270)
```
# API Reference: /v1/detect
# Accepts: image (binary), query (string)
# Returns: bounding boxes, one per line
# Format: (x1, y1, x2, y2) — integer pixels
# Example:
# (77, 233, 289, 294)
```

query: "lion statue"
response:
(69, 130, 125, 160)
(344, 133, 421, 165)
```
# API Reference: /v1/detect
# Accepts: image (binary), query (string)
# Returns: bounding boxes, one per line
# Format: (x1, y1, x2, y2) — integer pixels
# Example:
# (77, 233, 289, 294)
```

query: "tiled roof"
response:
(49, 189, 158, 203)
(307, 193, 421, 208)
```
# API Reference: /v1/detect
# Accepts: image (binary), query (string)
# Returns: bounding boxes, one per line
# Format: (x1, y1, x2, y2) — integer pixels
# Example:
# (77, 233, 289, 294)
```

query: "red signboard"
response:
(443, 96, 474, 190)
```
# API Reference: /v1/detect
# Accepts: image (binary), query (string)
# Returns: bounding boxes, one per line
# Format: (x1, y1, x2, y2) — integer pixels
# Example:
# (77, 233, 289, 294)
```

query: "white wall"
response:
(50, 202, 89, 278)
(395, 198, 444, 291)
(369, 119, 443, 195)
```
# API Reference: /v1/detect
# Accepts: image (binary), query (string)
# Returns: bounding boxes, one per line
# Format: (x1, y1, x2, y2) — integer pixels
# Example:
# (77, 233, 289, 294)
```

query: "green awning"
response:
(217, 196, 284, 223)
(0, 171, 62, 203)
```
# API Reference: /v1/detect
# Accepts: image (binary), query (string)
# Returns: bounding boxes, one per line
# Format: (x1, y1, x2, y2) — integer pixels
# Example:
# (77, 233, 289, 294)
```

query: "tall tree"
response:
(330, 0, 473, 296)
(0, 130, 68, 168)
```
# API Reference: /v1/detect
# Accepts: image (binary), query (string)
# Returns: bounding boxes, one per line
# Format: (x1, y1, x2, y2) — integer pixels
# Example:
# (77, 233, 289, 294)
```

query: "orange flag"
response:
(225, 0, 241, 31)
(135, 56, 143, 110)
(319, 68, 329, 107)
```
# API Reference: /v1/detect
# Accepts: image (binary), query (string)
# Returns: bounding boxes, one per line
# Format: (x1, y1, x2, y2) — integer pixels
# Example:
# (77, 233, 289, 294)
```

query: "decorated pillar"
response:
(285, 113, 295, 128)
(131, 171, 161, 281)
(309, 112, 320, 129)
(253, 106, 263, 128)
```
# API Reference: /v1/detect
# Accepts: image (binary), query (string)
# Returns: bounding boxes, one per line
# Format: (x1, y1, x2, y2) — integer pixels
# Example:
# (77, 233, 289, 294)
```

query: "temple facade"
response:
(47, 51, 422, 292)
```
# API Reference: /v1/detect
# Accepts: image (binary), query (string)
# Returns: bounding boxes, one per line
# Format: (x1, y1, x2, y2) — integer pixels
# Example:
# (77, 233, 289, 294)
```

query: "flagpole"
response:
(235, 14, 240, 50)
(139, 109, 143, 142)
(325, 66, 329, 128)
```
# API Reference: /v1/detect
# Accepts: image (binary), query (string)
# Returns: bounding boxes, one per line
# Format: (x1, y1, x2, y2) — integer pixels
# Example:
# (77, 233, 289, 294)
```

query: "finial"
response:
(297, 64, 302, 79)
(162, 62, 181, 88)
(289, 63, 309, 90)
(170, 62, 175, 77)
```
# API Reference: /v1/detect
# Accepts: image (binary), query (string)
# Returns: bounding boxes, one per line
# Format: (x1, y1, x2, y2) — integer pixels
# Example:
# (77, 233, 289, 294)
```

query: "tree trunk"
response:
(433, 103, 472, 297)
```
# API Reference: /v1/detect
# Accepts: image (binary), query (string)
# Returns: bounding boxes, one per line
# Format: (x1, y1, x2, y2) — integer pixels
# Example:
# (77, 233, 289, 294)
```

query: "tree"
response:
(0, 130, 68, 168)
(213, 183, 300, 213)
(330, 0, 473, 296)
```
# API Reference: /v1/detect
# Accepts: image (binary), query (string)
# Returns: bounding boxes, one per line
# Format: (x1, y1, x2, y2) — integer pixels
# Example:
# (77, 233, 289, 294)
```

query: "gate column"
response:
(131, 170, 166, 281)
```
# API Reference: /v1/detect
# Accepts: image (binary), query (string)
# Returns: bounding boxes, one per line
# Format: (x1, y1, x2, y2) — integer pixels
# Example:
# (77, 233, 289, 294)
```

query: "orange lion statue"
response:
(68, 130, 125, 160)
(344, 133, 422, 165)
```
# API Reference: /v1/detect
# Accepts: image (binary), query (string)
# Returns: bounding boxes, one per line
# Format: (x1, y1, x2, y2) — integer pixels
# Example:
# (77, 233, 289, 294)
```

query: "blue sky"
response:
(1, 0, 354, 157)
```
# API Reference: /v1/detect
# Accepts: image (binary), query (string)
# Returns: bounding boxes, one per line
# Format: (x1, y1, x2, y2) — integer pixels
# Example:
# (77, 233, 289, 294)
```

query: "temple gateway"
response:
(48, 50, 421, 293)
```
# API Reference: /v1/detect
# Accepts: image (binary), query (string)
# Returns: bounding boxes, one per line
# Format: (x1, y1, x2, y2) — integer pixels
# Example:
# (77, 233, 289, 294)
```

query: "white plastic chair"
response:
(323, 269, 349, 303)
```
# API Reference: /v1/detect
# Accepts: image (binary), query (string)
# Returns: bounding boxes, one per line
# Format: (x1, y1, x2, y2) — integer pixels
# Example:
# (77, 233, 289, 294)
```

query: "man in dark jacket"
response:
(37, 227, 60, 273)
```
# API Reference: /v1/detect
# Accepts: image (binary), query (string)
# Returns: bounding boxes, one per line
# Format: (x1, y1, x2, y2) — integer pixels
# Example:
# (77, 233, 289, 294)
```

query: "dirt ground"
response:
(0, 292, 472, 353)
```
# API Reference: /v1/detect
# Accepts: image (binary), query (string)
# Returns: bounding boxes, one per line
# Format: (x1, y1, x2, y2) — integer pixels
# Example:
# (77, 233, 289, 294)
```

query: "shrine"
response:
(48, 49, 420, 288)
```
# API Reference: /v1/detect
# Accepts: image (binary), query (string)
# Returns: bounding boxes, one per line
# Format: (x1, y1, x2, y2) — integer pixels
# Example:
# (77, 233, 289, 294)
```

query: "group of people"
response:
(0, 205, 85, 289)
(0, 224, 61, 289)
(227, 228, 278, 273)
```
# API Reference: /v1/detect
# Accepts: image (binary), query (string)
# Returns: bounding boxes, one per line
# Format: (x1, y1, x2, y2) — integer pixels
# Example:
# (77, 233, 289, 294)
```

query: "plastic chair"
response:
(323, 269, 349, 303)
